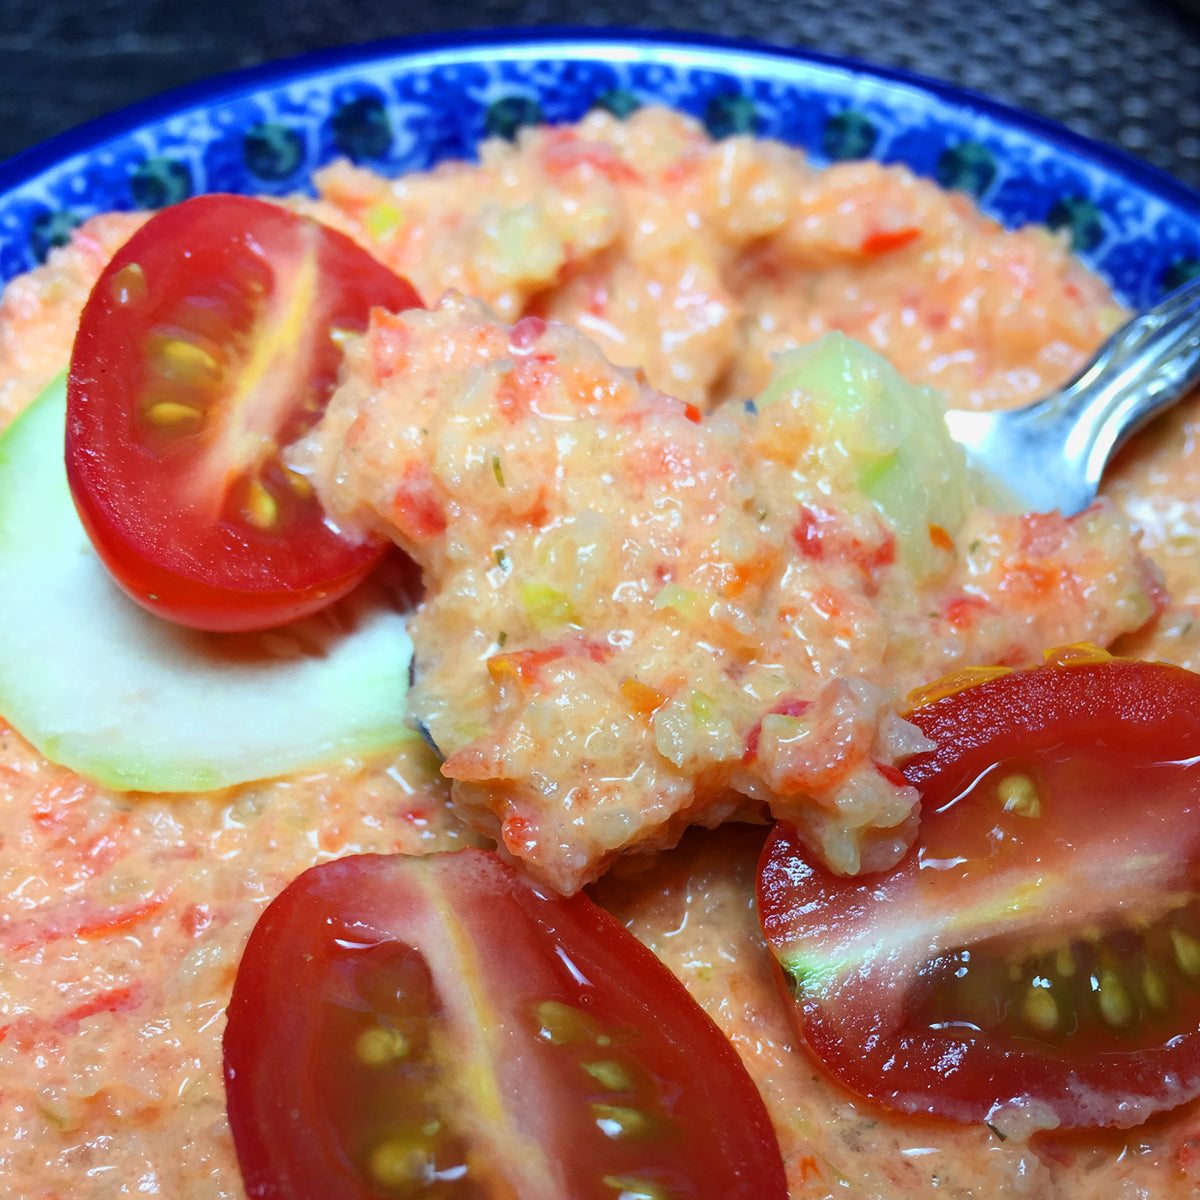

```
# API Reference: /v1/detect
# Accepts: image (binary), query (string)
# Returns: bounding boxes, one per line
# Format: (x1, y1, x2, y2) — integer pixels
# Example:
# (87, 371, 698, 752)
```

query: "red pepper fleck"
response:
(791, 506, 824, 559)
(79, 813, 131, 877)
(928, 523, 955, 554)
(73, 895, 168, 941)
(488, 646, 567, 687)
(487, 640, 611, 689)
(181, 903, 213, 939)
(62, 983, 144, 1026)
(943, 594, 991, 629)
(722, 552, 777, 598)
(860, 226, 921, 256)
(797, 1156, 825, 1184)
(2, 894, 169, 955)
(851, 530, 897, 577)
(391, 462, 446, 541)
(620, 676, 670, 718)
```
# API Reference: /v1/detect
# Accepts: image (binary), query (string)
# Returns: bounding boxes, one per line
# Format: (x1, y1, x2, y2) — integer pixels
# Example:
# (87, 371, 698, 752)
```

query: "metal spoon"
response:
(944, 274, 1200, 514)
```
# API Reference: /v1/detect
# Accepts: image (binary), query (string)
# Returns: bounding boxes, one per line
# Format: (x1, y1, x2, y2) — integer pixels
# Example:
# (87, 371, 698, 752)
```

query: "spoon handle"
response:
(1043, 273, 1200, 492)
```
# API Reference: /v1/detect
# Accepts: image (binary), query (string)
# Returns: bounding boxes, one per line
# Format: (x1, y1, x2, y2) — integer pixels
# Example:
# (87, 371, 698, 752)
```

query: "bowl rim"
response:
(1, 25, 1199, 215)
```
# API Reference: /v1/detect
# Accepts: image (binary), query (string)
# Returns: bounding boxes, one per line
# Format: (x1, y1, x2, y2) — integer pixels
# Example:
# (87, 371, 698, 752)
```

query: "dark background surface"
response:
(2, 0, 1200, 193)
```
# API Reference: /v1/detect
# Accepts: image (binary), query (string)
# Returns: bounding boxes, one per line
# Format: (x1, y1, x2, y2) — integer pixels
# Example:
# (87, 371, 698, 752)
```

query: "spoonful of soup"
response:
(945, 273, 1200, 514)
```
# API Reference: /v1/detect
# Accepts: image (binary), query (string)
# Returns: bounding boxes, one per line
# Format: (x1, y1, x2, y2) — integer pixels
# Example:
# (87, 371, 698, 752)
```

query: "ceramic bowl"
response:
(0, 29, 1198, 309)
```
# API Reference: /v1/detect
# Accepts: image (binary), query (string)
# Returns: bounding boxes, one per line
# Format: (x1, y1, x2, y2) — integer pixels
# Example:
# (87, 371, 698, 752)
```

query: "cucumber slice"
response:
(0, 375, 415, 792)
(756, 333, 993, 575)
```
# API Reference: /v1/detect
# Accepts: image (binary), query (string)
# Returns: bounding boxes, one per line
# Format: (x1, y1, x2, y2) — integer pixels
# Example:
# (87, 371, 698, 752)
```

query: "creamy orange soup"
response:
(2, 105, 1199, 1198)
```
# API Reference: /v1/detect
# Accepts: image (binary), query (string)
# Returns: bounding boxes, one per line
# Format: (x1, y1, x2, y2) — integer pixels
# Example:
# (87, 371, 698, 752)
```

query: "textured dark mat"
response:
(1, 0, 1199, 192)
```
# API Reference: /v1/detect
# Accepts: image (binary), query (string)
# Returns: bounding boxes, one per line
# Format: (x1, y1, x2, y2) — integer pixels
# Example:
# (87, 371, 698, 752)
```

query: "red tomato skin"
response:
(758, 655, 1200, 1131)
(901, 655, 1200, 791)
(223, 849, 787, 1200)
(64, 477, 389, 631)
(66, 194, 423, 632)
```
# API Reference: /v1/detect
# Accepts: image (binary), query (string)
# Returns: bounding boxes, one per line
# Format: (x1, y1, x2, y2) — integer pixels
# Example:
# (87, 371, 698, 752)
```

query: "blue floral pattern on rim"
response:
(1, 29, 1198, 309)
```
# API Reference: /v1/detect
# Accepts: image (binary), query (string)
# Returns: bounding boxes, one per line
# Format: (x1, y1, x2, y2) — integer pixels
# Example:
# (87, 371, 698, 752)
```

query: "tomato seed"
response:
(534, 999, 611, 1046)
(144, 400, 203, 427)
(997, 773, 1040, 817)
(1097, 969, 1134, 1026)
(602, 1174, 668, 1200)
(1143, 963, 1171, 1011)
(1173, 929, 1200, 977)
(355, 1025, 411, 1065)
(583, 1059, 635, 1091)
(368, 1138, 434, 1187)
(591, 1103, 656, 1140)
(1021, 983, 1059, 1033)
(109, 261, 148, 307)
(243, 479, 280, 529)
(282, 465, 314, 500)
(154, 335, 220, 382)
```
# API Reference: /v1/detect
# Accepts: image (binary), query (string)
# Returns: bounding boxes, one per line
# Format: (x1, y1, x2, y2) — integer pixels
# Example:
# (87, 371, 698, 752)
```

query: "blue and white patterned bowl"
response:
(1, 28, 1198, 309)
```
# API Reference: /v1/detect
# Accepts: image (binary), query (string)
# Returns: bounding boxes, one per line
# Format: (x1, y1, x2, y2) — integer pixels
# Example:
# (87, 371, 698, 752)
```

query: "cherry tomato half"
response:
(223, 849, 787, 1199)
(758, 647, 1200, 1132)
(66, 194, 422, 631)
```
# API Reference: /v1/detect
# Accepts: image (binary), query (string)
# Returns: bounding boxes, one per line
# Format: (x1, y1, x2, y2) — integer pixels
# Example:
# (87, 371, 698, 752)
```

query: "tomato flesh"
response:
(758, 650, 1200, 1131)
(67, 194, 423, 631)
(223, 849, 787, 1199)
